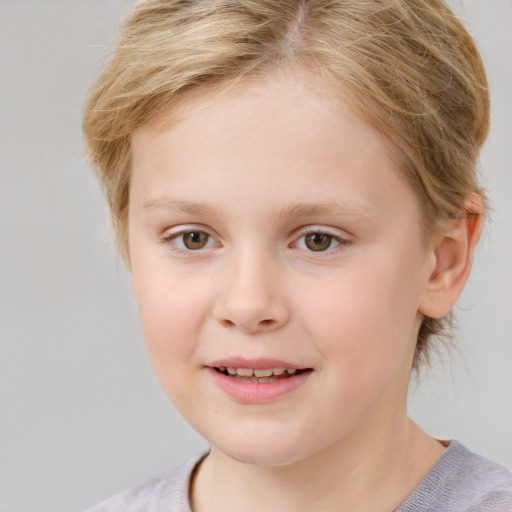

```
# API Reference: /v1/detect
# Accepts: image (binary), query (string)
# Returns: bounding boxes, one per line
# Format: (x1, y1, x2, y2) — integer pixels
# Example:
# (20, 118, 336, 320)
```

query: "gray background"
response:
(0, 1, 510, 510)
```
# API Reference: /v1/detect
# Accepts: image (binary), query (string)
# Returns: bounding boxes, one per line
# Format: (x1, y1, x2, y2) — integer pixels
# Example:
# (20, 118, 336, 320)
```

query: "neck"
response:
(191, 417, 445, 512)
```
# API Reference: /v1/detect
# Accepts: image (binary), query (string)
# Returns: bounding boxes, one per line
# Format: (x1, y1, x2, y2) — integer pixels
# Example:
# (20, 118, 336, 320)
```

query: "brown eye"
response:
(304, 233, 333, 251)
(182, 231, 210, 250)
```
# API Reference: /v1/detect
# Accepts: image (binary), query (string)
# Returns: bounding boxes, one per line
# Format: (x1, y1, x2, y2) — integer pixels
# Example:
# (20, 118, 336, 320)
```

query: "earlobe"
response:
(419, 195, 483, 319)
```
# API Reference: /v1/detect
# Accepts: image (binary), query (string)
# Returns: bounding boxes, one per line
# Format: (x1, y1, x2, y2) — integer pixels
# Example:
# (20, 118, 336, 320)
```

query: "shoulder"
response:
(446, 441, 512, 511)
(85, 452, 207, 512)
(396, 441, 512, 512)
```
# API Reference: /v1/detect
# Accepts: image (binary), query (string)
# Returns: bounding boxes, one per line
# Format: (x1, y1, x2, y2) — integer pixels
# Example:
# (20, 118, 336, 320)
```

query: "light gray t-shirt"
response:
(86, 441, 512, 511)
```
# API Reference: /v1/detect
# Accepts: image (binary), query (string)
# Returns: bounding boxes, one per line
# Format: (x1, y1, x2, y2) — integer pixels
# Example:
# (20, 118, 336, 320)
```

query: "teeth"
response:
(236, 368, 254, 377)
(253, 369, 273, 377)
(220, 367, 299, 377)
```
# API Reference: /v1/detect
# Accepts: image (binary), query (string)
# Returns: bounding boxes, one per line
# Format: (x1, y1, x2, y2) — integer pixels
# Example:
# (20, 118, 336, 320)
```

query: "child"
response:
(83, 0, 512, 510)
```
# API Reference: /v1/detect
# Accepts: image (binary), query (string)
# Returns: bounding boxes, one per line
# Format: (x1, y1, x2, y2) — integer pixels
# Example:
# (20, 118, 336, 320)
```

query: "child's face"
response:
(128, 72, 435, 466)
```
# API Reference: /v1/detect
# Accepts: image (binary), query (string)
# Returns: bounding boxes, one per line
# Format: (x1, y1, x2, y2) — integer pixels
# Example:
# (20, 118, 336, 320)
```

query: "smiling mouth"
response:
(213, 366, 312, 383)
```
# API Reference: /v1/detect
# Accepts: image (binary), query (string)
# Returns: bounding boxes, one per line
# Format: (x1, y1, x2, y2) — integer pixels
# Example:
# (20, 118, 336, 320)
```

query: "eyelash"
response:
(160, 227, 351, 255)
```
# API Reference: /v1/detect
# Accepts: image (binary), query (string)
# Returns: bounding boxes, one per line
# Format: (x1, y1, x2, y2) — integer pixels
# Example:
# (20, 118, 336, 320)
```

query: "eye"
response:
(163, 229, 216, 252)
(294, 229, 349, 253)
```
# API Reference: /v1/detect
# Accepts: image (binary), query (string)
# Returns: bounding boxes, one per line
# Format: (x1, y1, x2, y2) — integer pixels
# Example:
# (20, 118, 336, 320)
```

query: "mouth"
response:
(207, 360, 313, 403)
(212, 366, 311, 383)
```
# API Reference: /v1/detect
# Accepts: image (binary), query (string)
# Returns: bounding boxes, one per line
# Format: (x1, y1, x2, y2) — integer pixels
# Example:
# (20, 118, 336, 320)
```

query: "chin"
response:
(209, 427, 318, 467)
(221, 444, 302, 467)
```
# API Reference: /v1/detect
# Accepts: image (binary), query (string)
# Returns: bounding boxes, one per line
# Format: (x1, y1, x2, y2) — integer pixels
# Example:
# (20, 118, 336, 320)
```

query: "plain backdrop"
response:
(0, 1, 510, 510)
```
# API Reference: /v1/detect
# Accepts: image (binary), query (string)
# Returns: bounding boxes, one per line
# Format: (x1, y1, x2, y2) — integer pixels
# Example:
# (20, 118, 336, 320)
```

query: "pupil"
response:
(305, 233, 331, 251)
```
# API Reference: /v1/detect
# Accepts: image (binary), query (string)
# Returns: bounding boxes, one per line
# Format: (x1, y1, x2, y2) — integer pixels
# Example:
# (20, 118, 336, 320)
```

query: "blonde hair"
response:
(83, 0, 490, 368)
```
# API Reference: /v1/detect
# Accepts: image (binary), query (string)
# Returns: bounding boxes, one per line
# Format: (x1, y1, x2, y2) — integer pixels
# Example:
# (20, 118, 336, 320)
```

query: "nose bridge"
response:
(213, 243, 289, 333)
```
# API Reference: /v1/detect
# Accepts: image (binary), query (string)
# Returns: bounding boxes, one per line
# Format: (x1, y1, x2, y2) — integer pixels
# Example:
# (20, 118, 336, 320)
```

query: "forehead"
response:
(129, 72, 421, 227)
(133, 70, 378, 155)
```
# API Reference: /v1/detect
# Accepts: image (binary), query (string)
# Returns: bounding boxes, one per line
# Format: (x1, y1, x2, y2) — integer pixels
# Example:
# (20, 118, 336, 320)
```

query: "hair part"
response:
(83, 0, 490, 369)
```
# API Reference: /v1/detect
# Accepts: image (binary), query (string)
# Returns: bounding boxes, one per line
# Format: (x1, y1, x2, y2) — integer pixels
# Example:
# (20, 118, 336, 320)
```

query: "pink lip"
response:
(206, 358, 313, 404)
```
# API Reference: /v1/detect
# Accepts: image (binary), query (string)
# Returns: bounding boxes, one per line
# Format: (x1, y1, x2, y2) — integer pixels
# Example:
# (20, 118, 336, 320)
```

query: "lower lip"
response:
(207, 368, 312, 404)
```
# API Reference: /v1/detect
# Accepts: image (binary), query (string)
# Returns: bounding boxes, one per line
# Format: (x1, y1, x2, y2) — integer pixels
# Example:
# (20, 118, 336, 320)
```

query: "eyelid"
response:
(298, 225, 351, 240)
(161, 223, 218, 239)
(301, 225, 350, 236)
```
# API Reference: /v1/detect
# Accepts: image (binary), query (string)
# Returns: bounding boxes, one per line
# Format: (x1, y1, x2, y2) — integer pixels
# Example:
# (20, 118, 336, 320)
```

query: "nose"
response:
(213, 251, 290, 334)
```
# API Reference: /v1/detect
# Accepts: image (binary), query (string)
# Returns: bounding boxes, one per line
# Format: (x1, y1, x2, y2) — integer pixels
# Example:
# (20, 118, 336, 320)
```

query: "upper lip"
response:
(207, 357, 310, 370)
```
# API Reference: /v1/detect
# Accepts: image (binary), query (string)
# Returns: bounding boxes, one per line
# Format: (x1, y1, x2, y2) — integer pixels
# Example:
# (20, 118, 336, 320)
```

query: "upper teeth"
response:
(220, 367, 297, 377)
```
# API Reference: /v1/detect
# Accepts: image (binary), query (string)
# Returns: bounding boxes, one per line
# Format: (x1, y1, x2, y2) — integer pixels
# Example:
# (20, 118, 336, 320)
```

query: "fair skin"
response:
(128, 71, 481, 512)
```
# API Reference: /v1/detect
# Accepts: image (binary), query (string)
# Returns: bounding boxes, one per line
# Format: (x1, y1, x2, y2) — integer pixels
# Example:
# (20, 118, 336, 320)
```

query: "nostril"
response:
(213, 301, 289, 333)
(221, 317, 276, 332)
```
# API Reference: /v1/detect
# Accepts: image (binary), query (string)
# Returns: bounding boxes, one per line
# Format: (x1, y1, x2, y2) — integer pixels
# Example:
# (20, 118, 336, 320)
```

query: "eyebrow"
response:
(141, 198, 377, 220)
(141, 198, 213, 215)
(281, 202, 378, 220)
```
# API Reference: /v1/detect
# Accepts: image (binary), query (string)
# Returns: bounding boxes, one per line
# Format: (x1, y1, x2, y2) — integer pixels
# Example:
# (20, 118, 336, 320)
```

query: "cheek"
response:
(131, 267, 207, 393)
(292, 266, 421, 439)
(303, 260, 421, 377)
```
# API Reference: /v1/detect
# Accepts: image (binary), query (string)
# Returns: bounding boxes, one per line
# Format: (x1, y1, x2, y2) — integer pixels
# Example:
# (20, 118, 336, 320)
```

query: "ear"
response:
(419, 194, 483, 319)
